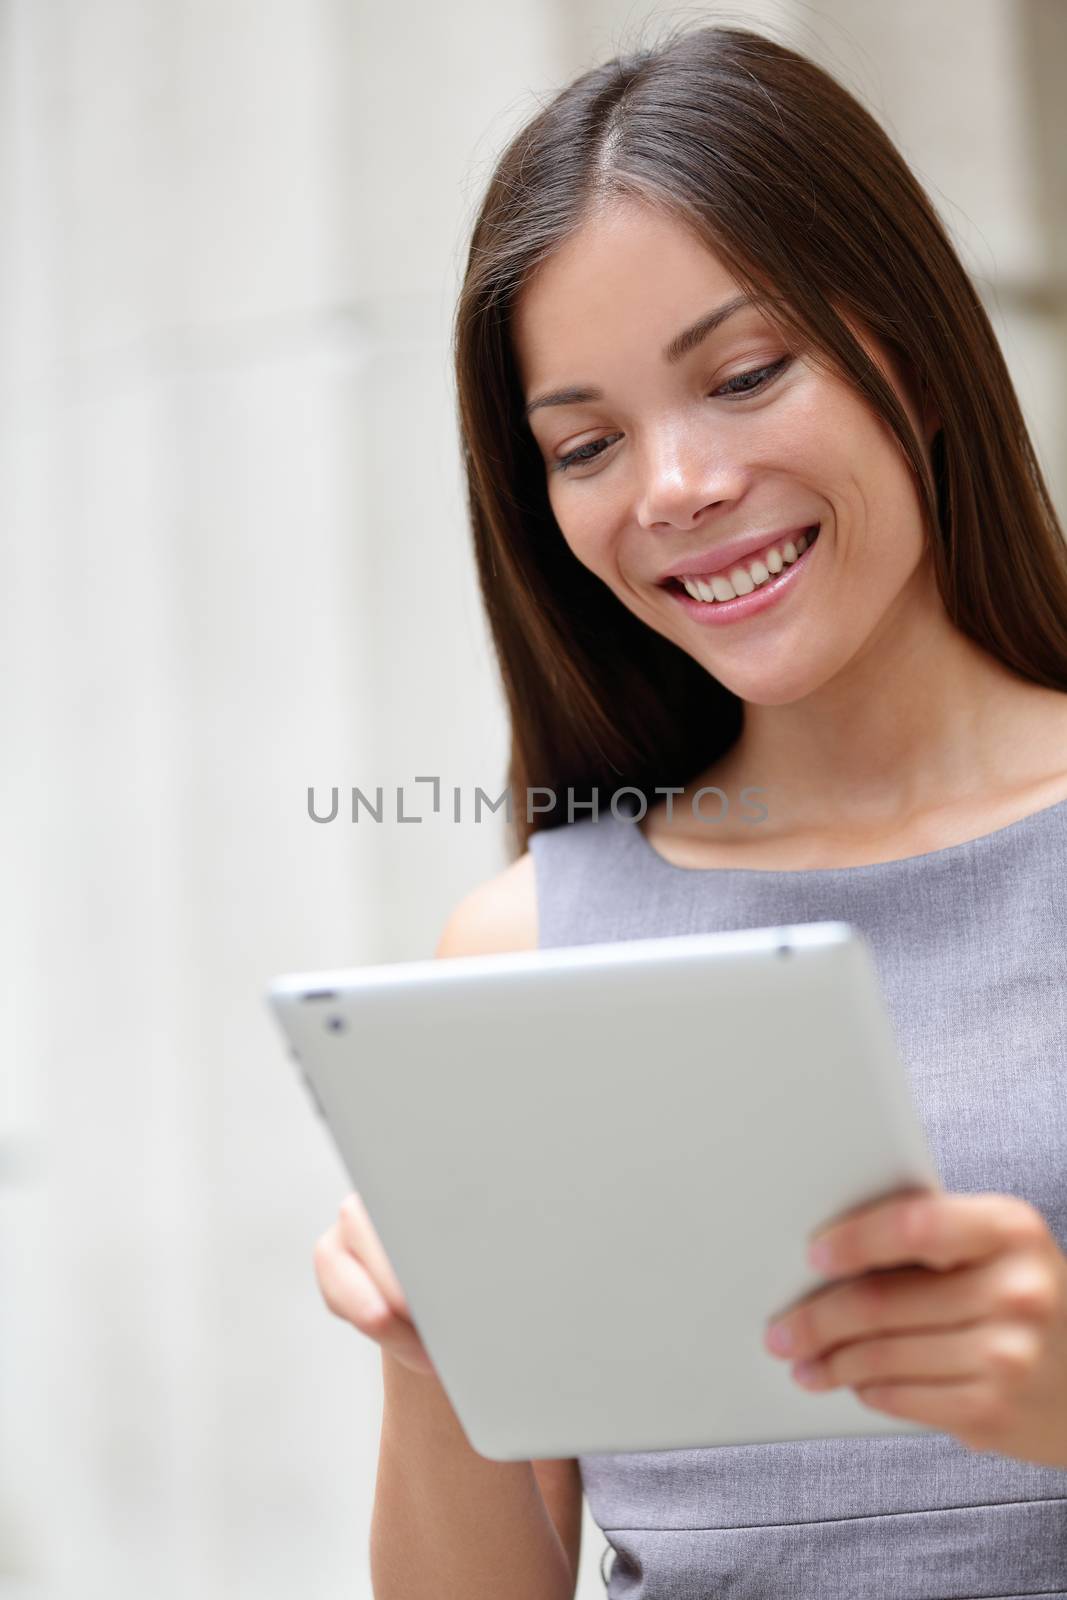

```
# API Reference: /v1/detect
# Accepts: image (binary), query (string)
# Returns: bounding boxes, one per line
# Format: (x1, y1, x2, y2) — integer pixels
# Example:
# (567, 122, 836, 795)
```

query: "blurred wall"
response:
(1, 2, 1063, 1597)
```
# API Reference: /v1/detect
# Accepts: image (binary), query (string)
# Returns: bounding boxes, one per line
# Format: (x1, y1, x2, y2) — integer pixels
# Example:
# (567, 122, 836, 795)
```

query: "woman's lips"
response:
(663, 525, 821, 626)
(658, 523, 819, 585)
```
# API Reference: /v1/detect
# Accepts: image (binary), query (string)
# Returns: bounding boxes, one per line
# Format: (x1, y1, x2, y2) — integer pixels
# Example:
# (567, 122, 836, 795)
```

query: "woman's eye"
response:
(551, 356, 791, 474)
(717, 355, 791, 397)
(553, 435, 621, 473)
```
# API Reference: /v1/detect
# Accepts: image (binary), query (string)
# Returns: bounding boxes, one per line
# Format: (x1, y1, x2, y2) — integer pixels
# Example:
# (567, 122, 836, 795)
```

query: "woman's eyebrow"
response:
(522, 291, 760, 420)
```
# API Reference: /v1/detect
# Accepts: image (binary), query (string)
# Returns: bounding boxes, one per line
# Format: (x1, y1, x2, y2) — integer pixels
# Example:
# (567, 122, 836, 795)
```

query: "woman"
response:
(314, 23, 1067, 1598)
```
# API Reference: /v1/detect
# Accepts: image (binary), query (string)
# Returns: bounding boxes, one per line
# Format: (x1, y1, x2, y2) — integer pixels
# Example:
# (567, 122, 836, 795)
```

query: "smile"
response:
(663, 525, 821, 625)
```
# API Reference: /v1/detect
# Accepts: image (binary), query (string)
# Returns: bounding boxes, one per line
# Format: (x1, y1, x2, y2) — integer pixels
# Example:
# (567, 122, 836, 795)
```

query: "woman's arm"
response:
(372, 1351, 578, 1600)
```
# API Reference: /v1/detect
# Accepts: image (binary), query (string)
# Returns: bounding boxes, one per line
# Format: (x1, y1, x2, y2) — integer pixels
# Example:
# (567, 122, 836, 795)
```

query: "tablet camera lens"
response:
(776, 944, 792, 958)
(326, 1015, 347, 1033)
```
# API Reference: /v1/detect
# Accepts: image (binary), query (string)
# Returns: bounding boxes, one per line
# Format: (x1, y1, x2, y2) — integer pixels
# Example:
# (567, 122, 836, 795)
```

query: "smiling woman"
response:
(510, 201, 941, 681)
(453, 23, 1067, 860)
(327, 19, 1067, 1600)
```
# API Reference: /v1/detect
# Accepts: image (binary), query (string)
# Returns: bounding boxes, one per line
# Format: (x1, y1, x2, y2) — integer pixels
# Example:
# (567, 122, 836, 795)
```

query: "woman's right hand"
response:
(313, 1190, 438, 1378)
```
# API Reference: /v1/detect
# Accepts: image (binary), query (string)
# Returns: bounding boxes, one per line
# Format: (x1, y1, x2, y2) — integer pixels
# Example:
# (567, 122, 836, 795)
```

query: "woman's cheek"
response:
(555, 505, 616, 579)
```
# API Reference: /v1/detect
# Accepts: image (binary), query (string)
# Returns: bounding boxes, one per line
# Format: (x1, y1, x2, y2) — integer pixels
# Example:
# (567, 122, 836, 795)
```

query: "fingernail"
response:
(766, 1321, 794, 1355)
(793, 1359, 822, 1388)
(808, 1239, 835, 1272)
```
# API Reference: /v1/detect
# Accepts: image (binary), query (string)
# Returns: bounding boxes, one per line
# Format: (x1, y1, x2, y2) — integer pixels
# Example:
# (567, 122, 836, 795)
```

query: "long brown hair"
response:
(452, 20, 1067, 858)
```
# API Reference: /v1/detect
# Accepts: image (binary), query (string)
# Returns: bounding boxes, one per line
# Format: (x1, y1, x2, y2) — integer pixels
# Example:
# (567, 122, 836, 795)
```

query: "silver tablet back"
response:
(268, 922, 941, 1460)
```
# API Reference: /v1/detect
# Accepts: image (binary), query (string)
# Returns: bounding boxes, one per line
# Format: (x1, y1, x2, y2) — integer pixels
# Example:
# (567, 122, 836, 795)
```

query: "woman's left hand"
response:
(763, 1190, 1067, 1467)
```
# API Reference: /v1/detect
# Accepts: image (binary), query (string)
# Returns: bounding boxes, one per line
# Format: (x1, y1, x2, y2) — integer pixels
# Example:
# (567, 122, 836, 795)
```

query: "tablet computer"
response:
(267, 921, 942, 1461)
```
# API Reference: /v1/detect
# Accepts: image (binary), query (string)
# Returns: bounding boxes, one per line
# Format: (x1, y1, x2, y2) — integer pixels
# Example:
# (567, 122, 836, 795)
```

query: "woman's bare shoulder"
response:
(434, 850, 538, 957)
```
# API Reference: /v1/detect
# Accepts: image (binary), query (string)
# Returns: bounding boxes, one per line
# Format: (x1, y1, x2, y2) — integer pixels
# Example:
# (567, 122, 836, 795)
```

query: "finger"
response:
(807, 1191, 1046, 1278)
(767, 1254, 1047, 1363)
(793, 1323, 993, 1392)
(337, 1191, 414, 1320)
(315, 1221, 392, 1325)
(852, 1378, 998, 1442)
(314, 1225, 435, 1373)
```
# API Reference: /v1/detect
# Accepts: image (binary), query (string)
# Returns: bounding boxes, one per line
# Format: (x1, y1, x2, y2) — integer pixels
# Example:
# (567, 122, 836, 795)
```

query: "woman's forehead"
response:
(512, 202, 748, 387)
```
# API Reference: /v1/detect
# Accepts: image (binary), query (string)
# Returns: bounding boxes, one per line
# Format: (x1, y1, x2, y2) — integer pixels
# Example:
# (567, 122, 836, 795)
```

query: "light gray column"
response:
(0, 2, 569, 1596)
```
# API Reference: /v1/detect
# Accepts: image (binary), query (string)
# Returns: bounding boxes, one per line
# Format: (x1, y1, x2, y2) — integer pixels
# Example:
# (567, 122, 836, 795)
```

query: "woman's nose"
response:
(634, 436, 750, 531)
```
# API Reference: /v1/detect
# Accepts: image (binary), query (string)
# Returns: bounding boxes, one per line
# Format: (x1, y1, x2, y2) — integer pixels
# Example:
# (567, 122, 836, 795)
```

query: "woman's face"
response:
(512, 198, 939, 706)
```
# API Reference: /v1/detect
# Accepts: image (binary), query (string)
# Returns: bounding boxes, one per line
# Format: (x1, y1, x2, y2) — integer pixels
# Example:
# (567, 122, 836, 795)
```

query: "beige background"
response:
(2, 1, 1065, 1595)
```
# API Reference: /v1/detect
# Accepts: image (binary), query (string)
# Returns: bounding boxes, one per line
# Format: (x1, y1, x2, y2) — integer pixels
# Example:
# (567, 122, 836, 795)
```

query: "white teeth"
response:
(678, 529, 817, 603)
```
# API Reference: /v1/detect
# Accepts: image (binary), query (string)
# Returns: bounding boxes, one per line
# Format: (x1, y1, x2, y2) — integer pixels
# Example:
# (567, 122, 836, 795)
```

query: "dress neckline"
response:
(614, 788, 1067, 879)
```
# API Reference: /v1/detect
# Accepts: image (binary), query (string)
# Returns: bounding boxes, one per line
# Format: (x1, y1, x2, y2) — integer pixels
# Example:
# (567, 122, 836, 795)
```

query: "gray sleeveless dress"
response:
(529, 798, 1067, 1599)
